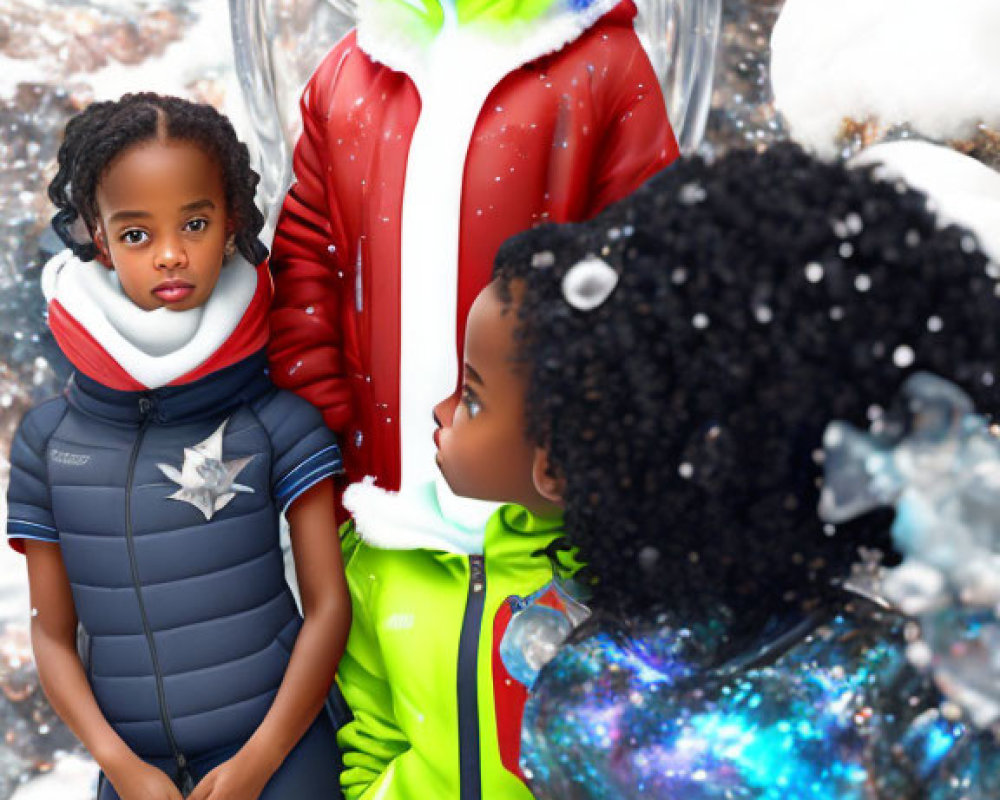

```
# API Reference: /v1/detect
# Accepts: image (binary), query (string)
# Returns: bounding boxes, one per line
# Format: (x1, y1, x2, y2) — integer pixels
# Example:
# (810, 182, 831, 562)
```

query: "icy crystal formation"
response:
(499, 579, 592, 688)
(821, 371, 1000, 729)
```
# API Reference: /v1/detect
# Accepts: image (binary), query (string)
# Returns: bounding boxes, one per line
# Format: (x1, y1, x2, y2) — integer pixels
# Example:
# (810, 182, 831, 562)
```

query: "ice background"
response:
(0, 0, 994, 796)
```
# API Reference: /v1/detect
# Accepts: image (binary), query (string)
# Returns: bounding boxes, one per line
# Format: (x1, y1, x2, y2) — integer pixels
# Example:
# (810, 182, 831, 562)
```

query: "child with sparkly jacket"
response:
(5, 94, 349, 800)
(436, 143, 1000, 798)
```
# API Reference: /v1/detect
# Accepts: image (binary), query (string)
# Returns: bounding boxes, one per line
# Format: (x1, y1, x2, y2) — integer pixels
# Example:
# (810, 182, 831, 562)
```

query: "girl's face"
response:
(433, 281, 562, 517)
(94, 138, 231, 311)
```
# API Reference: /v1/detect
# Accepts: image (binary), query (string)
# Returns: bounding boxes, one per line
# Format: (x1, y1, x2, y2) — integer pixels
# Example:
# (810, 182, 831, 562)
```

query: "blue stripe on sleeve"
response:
(7, 519, 56, 532)
(7, 519, 59, 543)
(277, 455, 343, 503)
(275, 445, 343, 496)
(279, 464, 342, 514)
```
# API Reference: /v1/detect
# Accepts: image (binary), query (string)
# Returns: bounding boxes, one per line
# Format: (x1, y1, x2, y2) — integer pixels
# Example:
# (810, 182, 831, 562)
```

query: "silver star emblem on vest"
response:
(157, 418, 254, 521)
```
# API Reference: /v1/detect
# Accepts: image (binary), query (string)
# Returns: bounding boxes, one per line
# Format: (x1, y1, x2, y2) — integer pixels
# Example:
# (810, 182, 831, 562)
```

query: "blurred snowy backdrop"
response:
(0, 0, 996, 797)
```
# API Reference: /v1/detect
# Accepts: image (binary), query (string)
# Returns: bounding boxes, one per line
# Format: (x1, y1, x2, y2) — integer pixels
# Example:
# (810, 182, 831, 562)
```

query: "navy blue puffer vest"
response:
(6, 351, 341, 768)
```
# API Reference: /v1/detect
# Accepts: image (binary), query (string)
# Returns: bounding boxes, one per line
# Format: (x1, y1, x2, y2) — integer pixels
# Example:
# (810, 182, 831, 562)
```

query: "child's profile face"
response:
(93, 138, 231, 311)
(433, 281, 561, 517)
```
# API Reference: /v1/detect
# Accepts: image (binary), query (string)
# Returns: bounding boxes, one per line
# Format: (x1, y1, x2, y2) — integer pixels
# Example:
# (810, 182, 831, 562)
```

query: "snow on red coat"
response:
(268, 0, 679, 495)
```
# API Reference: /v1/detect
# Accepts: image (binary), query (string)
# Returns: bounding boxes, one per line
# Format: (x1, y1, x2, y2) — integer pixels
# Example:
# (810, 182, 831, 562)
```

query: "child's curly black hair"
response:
(48, 92, 266, 264)
(494, 142, 1000, 627)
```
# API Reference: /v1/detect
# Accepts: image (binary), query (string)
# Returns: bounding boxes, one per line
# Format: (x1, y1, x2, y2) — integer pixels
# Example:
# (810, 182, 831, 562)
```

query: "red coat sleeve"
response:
(587, 25, 680, 215)
(268, 56, 354, 436)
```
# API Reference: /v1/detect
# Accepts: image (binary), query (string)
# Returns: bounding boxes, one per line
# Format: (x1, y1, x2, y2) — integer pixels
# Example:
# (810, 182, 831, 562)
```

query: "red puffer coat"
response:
(268, 0, 678, 495)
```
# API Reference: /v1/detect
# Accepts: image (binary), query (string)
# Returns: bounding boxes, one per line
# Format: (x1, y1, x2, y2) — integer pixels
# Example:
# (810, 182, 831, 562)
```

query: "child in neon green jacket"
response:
(334, 279, 586, 800)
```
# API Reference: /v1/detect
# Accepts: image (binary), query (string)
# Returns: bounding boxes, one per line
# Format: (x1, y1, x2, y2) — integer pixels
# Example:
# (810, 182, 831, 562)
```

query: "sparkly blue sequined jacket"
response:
(521, 594, 1000, 799)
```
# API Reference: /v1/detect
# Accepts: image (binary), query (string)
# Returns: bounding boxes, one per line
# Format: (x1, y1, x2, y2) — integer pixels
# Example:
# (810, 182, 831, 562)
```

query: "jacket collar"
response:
(66, 349, 273, 426)
(43, 249, 271, 391)
(356, 0, 627, 87)
(343, 475, 567, 560)
(344, 476, 496, 555)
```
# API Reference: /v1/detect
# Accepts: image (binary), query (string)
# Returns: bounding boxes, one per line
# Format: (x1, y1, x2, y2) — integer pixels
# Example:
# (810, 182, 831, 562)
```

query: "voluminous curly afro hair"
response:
(494, 142, 1000, 628)
(48, 92, 266, 264)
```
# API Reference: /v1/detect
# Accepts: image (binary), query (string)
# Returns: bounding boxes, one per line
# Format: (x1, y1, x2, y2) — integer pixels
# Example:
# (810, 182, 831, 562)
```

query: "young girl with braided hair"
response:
(6, 93, 348, 800)
(433, 142, 1000, 798)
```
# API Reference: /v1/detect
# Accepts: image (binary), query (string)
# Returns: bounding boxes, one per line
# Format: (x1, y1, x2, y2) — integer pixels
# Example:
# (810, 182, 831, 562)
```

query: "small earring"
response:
(224, 235, 236, 258)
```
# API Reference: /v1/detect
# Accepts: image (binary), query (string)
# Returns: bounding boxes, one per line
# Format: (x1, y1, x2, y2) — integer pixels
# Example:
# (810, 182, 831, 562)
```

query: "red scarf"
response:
(48, 260, 273, 391)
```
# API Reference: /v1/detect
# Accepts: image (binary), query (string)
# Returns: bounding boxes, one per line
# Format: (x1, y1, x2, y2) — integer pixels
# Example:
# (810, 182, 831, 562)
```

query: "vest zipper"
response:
(126, 398, 194, 795)
(457, 554, 486, 800)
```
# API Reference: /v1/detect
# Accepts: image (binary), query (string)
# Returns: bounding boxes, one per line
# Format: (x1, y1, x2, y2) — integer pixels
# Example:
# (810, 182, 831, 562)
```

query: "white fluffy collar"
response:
(356, 0, 621, 90)
(42, 249, 258, 389)
(343, 474, 500, 555)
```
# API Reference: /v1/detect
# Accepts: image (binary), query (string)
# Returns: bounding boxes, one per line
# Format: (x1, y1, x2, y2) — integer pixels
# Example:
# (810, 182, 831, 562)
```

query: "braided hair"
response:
(48, 92, 266, 263)
(494, 143, 1000, 628)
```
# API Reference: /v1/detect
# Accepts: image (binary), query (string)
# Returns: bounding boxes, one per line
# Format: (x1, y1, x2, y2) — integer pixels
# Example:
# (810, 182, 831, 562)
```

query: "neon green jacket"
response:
(335, 480, 578, 800)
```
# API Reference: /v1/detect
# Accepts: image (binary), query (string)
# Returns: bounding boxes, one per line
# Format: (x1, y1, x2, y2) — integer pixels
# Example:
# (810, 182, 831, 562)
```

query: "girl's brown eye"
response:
(121, 229, 148, 245)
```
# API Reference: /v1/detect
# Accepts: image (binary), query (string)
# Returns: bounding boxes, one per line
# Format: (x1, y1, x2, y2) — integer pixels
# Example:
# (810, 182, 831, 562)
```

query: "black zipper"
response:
(457, 554, 486, 800)
(126, 397, 194, 795)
